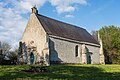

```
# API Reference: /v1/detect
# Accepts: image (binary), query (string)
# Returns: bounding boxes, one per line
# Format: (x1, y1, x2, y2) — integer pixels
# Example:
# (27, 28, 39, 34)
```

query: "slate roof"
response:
(36, 14, 99, 45)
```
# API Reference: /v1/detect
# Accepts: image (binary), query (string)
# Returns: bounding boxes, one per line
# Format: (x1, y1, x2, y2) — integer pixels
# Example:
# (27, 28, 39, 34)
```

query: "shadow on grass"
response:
(0, 65, 120, 80)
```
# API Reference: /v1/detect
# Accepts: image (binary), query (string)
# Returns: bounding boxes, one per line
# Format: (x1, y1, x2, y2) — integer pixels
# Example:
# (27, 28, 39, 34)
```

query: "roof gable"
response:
(36, 14, 99, 45)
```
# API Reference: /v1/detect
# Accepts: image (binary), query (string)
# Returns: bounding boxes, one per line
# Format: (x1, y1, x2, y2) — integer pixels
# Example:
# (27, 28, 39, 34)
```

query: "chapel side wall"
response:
(21, 13, 47, 58)
(86, 45, 100, 64)
(49, 37, 100, 64)
(49, 37, 82, 63)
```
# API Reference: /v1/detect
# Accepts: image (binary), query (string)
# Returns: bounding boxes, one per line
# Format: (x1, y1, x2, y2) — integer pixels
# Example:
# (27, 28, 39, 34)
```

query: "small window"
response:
(75, 45, 79, 57)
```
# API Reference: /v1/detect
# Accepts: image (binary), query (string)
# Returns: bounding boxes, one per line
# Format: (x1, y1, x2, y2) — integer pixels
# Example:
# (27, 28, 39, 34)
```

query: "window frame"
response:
(75, 45, 79, 57)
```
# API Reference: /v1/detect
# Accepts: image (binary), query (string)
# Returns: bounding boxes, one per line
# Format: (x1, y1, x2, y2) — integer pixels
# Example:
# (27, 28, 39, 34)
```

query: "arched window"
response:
(75, 45, 79, 57)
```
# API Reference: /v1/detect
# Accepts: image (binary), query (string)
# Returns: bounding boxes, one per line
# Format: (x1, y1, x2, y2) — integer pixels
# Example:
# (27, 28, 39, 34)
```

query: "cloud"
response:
(49, 0, 87, 14)
(18, 0, 47, 12)
(0, 0, 47, 49)
(65, 15, 74, 18)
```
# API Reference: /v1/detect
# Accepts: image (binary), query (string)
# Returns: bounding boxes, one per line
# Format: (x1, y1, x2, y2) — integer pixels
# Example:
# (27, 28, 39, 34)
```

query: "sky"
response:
(0, 0, 120, 49)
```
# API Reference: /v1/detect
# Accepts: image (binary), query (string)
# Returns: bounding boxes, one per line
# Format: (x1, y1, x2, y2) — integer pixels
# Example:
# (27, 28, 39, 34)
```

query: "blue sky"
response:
(0, 0, 120, 48)
(39, 0, 120, 31)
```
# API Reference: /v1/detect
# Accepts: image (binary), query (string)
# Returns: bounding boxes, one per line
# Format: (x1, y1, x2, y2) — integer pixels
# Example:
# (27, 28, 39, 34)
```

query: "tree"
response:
(0, 41, 11, 64)
(91, 31, 98, 41)
(9, 50, 18, 64)
(0, 41, 18, 64)
(1, 41, 11, 55)
(98, 25, 120, 64)
(0, 50, 4, 64)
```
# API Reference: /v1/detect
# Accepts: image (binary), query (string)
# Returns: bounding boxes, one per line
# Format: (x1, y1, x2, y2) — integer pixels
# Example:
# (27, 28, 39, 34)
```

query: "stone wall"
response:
(49, 36, 100, 64)
(21, 13, 48, 64)
(49, 37, 82, 63)
(85, 45, 100, 64)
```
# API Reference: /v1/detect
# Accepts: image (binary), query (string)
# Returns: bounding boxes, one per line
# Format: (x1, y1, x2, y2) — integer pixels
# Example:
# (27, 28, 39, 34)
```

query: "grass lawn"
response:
(0, 64, 120, 80)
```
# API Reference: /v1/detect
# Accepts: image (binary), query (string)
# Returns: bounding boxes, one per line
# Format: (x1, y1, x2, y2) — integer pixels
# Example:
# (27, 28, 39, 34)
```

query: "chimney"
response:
(31, 5, 38, 14)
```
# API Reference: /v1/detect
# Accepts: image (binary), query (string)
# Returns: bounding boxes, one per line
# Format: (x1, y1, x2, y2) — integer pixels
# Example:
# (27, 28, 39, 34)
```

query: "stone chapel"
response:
(18, 6, 105, 65)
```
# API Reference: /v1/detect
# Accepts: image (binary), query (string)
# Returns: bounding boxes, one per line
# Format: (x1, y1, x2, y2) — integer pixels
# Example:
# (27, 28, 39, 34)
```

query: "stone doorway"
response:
(86, 47, 91, 64)
(87, 55, 91, 64)
(30, 52, 34, 64)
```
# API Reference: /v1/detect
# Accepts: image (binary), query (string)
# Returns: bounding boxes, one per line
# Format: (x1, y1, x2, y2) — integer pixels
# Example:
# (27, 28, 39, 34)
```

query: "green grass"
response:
(0, 64, 120, 80)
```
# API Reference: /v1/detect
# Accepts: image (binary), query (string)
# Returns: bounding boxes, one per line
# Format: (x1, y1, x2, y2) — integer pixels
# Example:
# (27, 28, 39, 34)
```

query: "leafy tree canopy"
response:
(98, 25, 120, 64)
